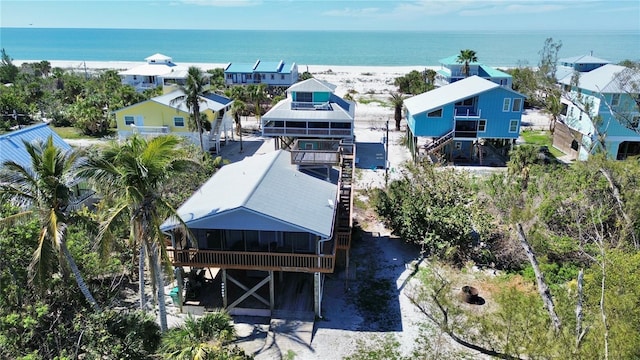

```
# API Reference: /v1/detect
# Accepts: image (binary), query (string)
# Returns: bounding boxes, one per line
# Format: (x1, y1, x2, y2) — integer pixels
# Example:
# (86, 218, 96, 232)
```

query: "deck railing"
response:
(263, 127, 352, 137)
(131, 125, 170, 134)
(167, 248, 335, 273)
(454, 108, 481, 119)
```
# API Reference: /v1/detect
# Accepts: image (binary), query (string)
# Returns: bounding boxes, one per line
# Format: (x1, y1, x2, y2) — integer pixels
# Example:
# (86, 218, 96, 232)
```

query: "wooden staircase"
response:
(336, 142, 355, 250)
(424, 130, 454, 154)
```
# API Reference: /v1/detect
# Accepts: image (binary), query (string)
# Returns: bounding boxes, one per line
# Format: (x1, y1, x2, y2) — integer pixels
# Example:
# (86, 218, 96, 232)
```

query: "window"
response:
(478, 120, 487, 132)
(427, 108, 443, 117)
(246, 74, 252, 80)
(261, 74, 266, 79)
(455, 142, 462, 150)
(503, 98, 511, 112)
(296, 92, 313, 102)
(455, 98, 474, 106)
(124, 116, 134, 126)
(271, 74, 274, 80)
(509, 120, 519, 133)
(281, 74, 285, 80)
(612, 93, 621, 106)
(512, 98, 522, 112)
(174, 117, 185, 127)
(227, 74, 233, 79)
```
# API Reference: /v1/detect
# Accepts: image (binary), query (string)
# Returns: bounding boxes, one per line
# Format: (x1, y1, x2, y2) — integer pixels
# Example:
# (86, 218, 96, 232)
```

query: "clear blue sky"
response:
(1, 0, 639, 31)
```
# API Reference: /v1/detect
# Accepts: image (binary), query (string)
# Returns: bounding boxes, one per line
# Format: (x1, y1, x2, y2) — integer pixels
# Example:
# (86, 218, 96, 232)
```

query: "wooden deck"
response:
(168, 248, 336, 273)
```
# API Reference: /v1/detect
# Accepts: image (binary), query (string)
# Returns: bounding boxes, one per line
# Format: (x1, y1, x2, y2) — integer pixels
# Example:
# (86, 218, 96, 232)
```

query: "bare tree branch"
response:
(516, 223, 562, 332)
(598, 167, 638, 249)
(405, 278, 524, 360)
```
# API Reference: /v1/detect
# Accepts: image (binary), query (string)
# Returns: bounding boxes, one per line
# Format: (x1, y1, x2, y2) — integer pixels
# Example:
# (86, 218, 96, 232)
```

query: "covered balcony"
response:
(130, 125, 170, 135)
(262, 120, 353, 138)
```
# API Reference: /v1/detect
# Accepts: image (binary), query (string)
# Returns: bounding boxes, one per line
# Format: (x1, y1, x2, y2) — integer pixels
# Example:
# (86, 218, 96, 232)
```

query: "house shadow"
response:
(355, 142, 386, 170)
(215, 136, 271, 163)
(312, 229, 422, 336)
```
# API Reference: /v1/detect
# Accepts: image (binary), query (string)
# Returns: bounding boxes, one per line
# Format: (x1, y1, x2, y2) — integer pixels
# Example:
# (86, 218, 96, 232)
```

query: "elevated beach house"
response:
(405, 76, 525, 163)
(261, 78, 355, 149)
(224, 60, 298, 87)
(553, 64, 640, 160)
(114, 90, 234, 153)
(161, 145, 355, 318)
(435, 55, 512, 88)
(0, 123, 94, 211)
(119, 53, 210, 93)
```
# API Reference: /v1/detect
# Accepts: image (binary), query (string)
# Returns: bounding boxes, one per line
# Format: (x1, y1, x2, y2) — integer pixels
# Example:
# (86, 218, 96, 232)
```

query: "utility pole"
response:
(385, 119, 389, 187)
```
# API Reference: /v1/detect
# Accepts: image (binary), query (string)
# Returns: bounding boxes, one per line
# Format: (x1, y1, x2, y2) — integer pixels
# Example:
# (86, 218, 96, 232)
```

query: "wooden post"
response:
(269, 270, 275, 312)
(176, 267, 184, 312)
(314, 272, 321, 317)
(222, 269, 227, 308)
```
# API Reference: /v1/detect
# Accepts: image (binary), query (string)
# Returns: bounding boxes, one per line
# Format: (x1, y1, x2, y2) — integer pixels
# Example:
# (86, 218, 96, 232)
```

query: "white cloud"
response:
(322, 7, 381, 17)
(459, 3, 566, 16)
(181, 0, 261, 7)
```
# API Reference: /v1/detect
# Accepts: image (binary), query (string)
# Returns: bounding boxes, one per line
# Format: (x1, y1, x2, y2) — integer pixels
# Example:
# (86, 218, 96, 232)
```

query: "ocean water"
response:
(1, 28, 638, 67)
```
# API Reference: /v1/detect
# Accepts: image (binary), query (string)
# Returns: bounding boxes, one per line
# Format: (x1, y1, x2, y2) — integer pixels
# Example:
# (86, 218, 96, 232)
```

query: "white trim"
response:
(478, 119, 487, 132)
(502, 98, 511, 112)
(509, 119, 519, 133)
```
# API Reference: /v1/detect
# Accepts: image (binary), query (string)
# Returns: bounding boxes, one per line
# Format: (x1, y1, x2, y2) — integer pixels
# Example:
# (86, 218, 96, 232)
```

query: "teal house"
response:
(554, 64, 640, 160)
(435, 55, 512, 88)
(261, 78, 355, 149)
(404, 76, 525, 163)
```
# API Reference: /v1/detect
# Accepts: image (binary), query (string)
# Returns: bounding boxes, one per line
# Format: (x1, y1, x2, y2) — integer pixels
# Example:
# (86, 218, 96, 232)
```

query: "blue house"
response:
(0, 123, 94, 210)
(261, 78, 355, 148)
(435, 55, 512, 88)
(404, 76, 525, 163)
(0, 123, 72, 169)
(224, 60, 298, 87)
(554, 64, 640, 160)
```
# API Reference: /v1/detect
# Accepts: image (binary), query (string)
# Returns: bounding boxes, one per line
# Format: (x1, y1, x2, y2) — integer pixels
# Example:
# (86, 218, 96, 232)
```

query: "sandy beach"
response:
(37, 59, 547, 359)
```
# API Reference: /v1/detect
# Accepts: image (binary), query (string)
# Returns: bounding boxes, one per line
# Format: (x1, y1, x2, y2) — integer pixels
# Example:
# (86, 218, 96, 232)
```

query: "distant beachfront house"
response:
(113, 90, 234, 153)
(224, 60, 298, 87)
(261, 78, 355, 149)
(557, 54, 611, 77)
(161, 147, 355, 318)
(0, 123, 94, 211)
(435, 55, 512, 88)
(553, 64, 640, 161)
(404, 76, 525, 163)
(118, 53, 210, 93)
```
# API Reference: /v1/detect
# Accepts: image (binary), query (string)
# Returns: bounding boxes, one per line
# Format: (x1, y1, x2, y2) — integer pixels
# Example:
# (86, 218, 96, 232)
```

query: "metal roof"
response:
(118, 63, 177, 76)
(145, 53, 173, 62)
(162, 150, 338, 237)
(559, 54, 611, 65)
(478, 65, 511, 78)
(405, 76, 521, 115)
(0, 123, 72, 170)
(224, 61, 259, 73)
(254, 60, 284, 73)
(439, 55, 482, 66)
(153, 90, 233, 112)
(287, 78, 337, 93)
(262, 98, 355, 122)
(559, 64, 640, 93)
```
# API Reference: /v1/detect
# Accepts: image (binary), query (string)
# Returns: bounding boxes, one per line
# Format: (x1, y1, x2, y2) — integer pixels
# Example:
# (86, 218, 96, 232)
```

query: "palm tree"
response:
(78, 135, 200, 331)
(0, 136, 99, 310)
(160, 311, 240, 359)
(456, 49, 478, 78)
(389, 92, 406, 131)
(545, 91, 563, 134)
(172, 66, 209, 152)
(247, 83, 268, 128)
(231, 100, 247, 152)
